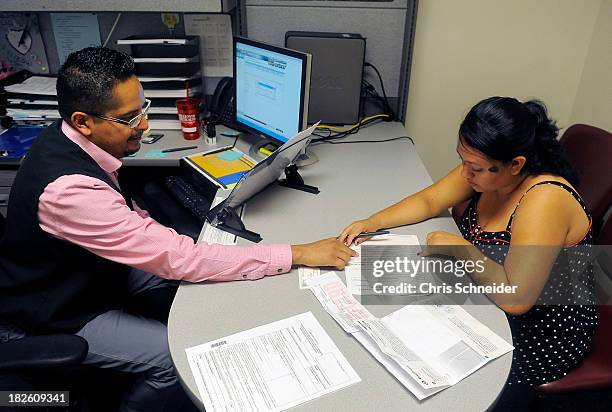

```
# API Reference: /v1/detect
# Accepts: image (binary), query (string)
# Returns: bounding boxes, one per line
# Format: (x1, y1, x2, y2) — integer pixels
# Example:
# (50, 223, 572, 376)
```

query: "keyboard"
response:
(163, 175, 211, 223)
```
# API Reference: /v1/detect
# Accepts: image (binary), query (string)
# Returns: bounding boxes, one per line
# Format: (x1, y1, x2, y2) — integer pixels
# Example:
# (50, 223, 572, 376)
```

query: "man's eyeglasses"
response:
(90, 99, 151, 129)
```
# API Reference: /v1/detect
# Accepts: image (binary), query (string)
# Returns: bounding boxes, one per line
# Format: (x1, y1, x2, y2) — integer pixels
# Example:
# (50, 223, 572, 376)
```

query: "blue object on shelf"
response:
(0, 127, 45, 158)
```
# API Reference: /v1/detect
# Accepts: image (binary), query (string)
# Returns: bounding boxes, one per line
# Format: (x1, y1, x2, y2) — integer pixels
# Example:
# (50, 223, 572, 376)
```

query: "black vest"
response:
(0, 121, 132, 334)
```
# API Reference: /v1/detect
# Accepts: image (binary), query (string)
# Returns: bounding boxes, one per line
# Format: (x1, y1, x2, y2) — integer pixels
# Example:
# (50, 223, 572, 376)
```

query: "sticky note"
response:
(145, 149, 168, 158)
(217, 150, 243, 161)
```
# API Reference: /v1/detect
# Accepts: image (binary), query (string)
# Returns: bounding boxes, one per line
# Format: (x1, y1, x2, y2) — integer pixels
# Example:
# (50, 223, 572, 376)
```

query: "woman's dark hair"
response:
(57, 46, 135, 124)
(458, 96, 578, 185)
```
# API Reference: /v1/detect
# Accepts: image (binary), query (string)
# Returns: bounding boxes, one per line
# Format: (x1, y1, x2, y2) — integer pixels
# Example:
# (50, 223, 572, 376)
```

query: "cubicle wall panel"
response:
(0, 0, 235, 13)
(0, 171, 16, 187)
(245, 5, 407, 100)
(246, 0, 407, 9)
(0, 186, 9, 218)
(0, 171, 16, 218)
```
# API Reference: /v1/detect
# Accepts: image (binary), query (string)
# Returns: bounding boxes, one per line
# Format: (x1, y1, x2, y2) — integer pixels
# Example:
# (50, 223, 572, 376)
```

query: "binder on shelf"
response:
(133, 56, 199, 64)
(8, 97, 59, 106)
(143, 86, 202, 99)
(142, 77, 201, 91)
(142, 78, 202, 99)
(148, 106, 179, 115)
(116, 35, 203, 131)
(117, 36, 197, 45)
(135, 63, 200, 78)
(147, 114, 181, 130)
(7, 107, 60, 118)
(139, 72, 201, 83)
(119, 36, 199, 59)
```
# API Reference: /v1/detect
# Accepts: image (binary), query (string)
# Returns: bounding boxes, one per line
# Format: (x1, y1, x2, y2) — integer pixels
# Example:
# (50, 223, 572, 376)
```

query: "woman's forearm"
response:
(368, 192, 438, 229)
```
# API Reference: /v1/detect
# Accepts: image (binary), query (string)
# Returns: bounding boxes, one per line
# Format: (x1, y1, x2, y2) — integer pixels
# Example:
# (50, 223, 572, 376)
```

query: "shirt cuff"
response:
(267, 244, 293, 277)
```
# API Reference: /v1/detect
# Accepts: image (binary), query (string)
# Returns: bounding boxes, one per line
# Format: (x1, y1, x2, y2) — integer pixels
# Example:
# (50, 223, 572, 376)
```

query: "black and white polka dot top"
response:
(458, 180, 598, 386)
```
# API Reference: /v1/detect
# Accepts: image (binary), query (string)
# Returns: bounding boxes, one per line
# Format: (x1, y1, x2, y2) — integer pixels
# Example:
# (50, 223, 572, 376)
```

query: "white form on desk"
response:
(308, 271, 374, 333)
(199, 196, 237, 245)
(345, 234, 435, 295)
(356, 298, 514, 399)
(306, 272, 513, 400)
(298, 267, 321, 289)
(185, 312, 361, 412)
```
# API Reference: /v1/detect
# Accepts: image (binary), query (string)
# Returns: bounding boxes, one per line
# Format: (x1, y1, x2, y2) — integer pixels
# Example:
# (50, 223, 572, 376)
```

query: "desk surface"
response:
(168, 122, 512, 411)
(123, 128, 238, 167)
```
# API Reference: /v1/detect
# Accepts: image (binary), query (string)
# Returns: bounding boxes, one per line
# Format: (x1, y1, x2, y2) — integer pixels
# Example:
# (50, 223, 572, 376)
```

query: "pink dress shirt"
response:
(37, 122, 292, 282)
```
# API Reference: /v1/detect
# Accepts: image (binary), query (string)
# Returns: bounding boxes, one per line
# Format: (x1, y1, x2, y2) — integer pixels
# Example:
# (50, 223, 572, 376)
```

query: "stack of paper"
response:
(118, 36, 203, 131)
(5, 76, 57, 95)
(3, 75, 190, 130)
(306, 271, 513, 400)
(185, 312, 361, 412)
(343, 234, 436, 296)
(4, 76, 60, 127)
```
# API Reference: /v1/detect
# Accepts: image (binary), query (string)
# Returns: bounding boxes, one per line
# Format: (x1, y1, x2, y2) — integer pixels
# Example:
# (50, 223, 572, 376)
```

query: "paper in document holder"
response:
(202, 123, 319, 242)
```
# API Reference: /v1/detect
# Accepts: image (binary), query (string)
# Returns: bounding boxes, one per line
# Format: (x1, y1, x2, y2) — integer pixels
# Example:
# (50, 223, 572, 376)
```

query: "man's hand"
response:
(291, 238, 358, 270)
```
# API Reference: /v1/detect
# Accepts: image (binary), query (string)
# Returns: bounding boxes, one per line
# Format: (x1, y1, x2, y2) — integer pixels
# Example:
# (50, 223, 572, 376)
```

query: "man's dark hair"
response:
(57, 47, 135, 123)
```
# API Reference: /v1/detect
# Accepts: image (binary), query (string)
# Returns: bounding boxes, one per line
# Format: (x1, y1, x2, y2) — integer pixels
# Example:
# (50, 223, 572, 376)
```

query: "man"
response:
(0, 47, 355, 411)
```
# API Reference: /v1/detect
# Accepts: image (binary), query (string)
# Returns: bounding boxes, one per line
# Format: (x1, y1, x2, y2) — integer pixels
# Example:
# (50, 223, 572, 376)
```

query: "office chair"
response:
(0, 210, 129, 411)
(0, 208, 88, 405)
(535, 216, 612, 396)
(558, 124, 612, 237)
(0, 334, 88, 391)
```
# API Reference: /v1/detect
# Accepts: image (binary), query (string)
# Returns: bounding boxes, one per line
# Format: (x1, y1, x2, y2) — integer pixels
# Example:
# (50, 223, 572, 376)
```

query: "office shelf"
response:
(0, 0, 236, 13)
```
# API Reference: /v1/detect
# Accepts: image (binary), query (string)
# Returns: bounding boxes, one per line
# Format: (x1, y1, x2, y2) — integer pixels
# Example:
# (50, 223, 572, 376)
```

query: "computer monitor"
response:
(233, 37, 312, 146)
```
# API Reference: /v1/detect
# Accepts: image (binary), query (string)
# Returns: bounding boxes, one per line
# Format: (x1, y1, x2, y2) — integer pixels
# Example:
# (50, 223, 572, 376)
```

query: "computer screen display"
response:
(234, 37, 311, 144)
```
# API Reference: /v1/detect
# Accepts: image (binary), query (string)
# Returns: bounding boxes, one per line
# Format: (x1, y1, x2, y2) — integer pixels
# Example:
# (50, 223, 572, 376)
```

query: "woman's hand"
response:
(338, 218, 378, 246)
(421, 230, 470, 258)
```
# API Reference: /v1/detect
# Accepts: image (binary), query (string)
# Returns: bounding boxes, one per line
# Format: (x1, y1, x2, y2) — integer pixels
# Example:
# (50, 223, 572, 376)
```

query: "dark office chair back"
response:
(560, 124, 612, 236)
(597, 212, 612, 246)
(536, 125, 612, 394)
(0, 211, 89, 393)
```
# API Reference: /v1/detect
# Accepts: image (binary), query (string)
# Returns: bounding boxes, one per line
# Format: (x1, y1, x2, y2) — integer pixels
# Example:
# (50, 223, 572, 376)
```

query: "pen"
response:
(221, 131, 241, 137)
(161, 146, 198, 153)
(355, 230, 390, 238)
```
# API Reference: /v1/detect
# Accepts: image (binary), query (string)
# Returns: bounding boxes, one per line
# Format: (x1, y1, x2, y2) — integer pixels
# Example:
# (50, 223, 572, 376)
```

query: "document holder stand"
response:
(205, 124, 319, 242)
(207, 203, 263, 243)
(278, 164, 320, 194)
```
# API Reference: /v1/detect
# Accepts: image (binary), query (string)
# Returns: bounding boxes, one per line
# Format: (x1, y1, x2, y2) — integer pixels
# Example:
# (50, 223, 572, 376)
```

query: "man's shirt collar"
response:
(61, 121, 123, 175)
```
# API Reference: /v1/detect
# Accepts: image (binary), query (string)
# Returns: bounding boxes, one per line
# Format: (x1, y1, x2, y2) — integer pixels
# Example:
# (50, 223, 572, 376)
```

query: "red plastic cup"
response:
(176, 98, 201, 140)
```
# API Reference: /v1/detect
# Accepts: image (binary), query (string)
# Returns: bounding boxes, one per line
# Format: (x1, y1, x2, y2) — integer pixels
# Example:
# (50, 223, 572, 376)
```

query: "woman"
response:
(340, 97, 597, 409)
